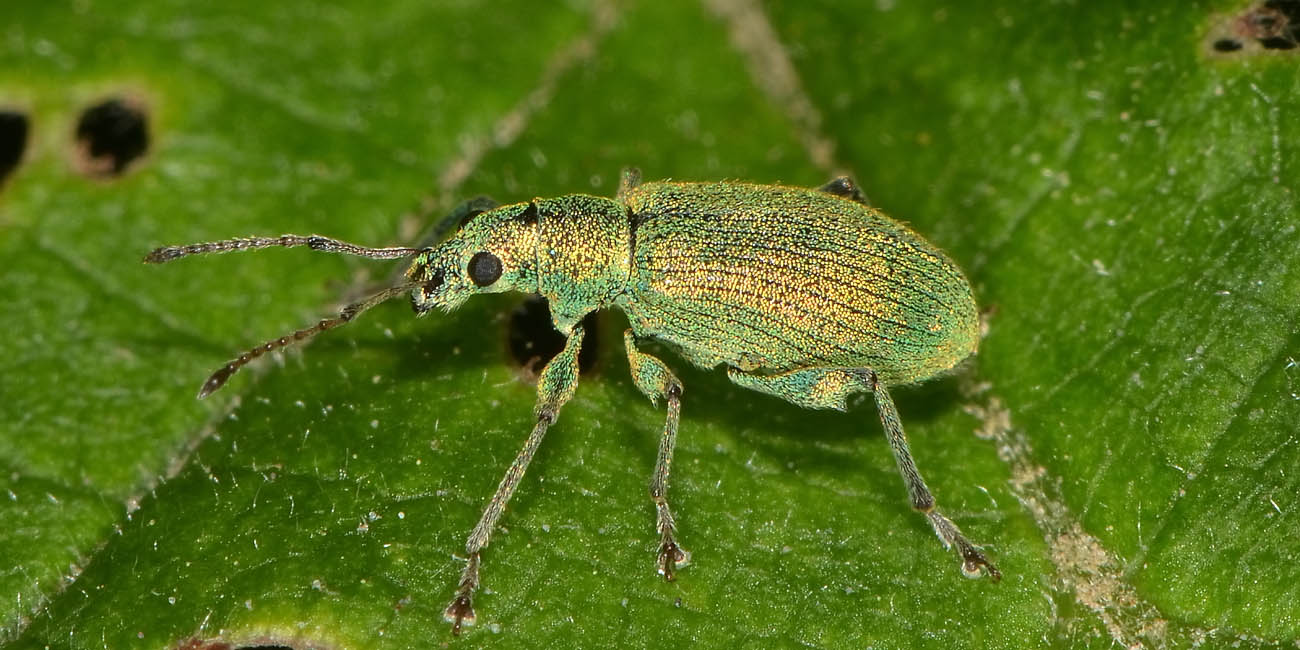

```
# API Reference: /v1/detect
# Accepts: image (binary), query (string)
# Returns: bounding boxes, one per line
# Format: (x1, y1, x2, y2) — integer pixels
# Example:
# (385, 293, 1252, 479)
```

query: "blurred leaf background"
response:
(1, 0, 1297, 648)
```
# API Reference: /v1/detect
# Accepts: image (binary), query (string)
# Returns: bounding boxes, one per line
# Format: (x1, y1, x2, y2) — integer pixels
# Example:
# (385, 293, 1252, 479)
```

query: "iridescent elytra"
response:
(145, 168, 999, 635)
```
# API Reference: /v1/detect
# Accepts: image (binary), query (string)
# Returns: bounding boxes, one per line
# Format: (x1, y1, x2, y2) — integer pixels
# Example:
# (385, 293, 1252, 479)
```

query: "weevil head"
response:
(406, 201, 541, 315)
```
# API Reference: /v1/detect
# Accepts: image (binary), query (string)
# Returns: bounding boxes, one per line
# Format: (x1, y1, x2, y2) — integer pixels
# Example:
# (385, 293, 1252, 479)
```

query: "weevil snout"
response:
(406, 251, 457, 315)
(411, 267, 444, 315)
(404, 247, 500, 315)
(406, 204, 541, 316)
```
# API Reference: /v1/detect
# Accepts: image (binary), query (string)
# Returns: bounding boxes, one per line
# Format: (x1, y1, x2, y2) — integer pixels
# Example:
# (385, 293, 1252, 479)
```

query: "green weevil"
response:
(146, 169, 999, 635)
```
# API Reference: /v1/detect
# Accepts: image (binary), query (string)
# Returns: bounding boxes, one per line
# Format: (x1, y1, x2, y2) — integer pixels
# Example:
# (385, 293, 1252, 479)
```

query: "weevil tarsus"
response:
(624, 329, 690, 579)
(445, 323, 586, 635)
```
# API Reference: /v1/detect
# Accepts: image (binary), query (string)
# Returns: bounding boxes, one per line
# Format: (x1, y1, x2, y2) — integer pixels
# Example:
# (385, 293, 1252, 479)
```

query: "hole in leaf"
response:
(1258, 35, 1298, 48)
(0, 110, 28, 186)
(508, 295, 599, 377)
(75, 97, 149, 177)
(1213, 0, 1300, 53)
(175, 640, 297, 650)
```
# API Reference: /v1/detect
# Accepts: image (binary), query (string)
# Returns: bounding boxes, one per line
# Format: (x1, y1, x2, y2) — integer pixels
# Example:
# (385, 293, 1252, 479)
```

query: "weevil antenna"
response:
(197, 281, 417, 399)
(144, 234, 423, 264)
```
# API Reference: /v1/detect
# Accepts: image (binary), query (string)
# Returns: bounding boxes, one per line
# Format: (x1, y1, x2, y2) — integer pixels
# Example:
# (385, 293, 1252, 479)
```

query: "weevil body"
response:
(147, 169, 997, 635)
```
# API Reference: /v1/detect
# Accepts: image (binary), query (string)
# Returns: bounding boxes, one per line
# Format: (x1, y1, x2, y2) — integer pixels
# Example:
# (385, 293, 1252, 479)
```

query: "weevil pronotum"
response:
(146, 169, 999, 634)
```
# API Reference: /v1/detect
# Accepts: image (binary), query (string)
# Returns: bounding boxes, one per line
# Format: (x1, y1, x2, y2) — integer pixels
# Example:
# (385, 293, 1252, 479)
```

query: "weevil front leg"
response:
(727, 366, 999, 581)
(444, 323, 586, 635)
(624, 330, 690, 580)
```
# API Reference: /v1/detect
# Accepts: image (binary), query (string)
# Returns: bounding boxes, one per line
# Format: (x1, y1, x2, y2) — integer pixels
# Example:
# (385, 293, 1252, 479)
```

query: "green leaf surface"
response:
(2, 1, 1296, 648)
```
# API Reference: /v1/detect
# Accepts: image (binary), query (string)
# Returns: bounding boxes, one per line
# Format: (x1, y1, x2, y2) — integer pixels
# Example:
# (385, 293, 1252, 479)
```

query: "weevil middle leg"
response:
(624, 330, 690, 580)
(444, 324, 586, 635)
(727, 366, 999, 581)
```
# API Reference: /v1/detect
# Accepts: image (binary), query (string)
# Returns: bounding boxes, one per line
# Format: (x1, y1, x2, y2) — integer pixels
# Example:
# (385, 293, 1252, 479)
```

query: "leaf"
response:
(2, 0, 1297, 649)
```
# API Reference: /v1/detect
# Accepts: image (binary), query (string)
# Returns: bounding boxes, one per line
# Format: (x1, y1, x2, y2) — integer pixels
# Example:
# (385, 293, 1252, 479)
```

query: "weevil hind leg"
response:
(624, 330, 690, 580)
(818, 176, 871, 206)
(869, 374, 1000, 581)
(445, 324, 586, 635)
(728, 366, 999, 581)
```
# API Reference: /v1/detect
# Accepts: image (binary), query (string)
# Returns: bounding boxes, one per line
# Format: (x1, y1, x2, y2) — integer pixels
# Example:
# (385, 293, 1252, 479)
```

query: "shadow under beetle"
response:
(146, 169, 1000, 635)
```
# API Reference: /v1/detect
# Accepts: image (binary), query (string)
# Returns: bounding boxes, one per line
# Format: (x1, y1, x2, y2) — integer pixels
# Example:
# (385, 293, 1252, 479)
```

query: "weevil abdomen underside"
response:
(618, 181, 979, 386)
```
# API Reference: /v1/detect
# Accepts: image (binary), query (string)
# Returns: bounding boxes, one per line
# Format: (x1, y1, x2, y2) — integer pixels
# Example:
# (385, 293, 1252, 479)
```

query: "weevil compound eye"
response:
(468, 251, 503, 287)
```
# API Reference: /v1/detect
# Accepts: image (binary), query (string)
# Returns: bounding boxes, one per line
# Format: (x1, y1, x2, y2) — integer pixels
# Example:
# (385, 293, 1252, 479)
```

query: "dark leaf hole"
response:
(508, 295, 599, 377)
(76, 98, 149, 177)
(1259, 35, 1298, 48)
(0, 110, 28, 186)
(1213, 38, 1245, 51)
(1227, 0, 1300, 51)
